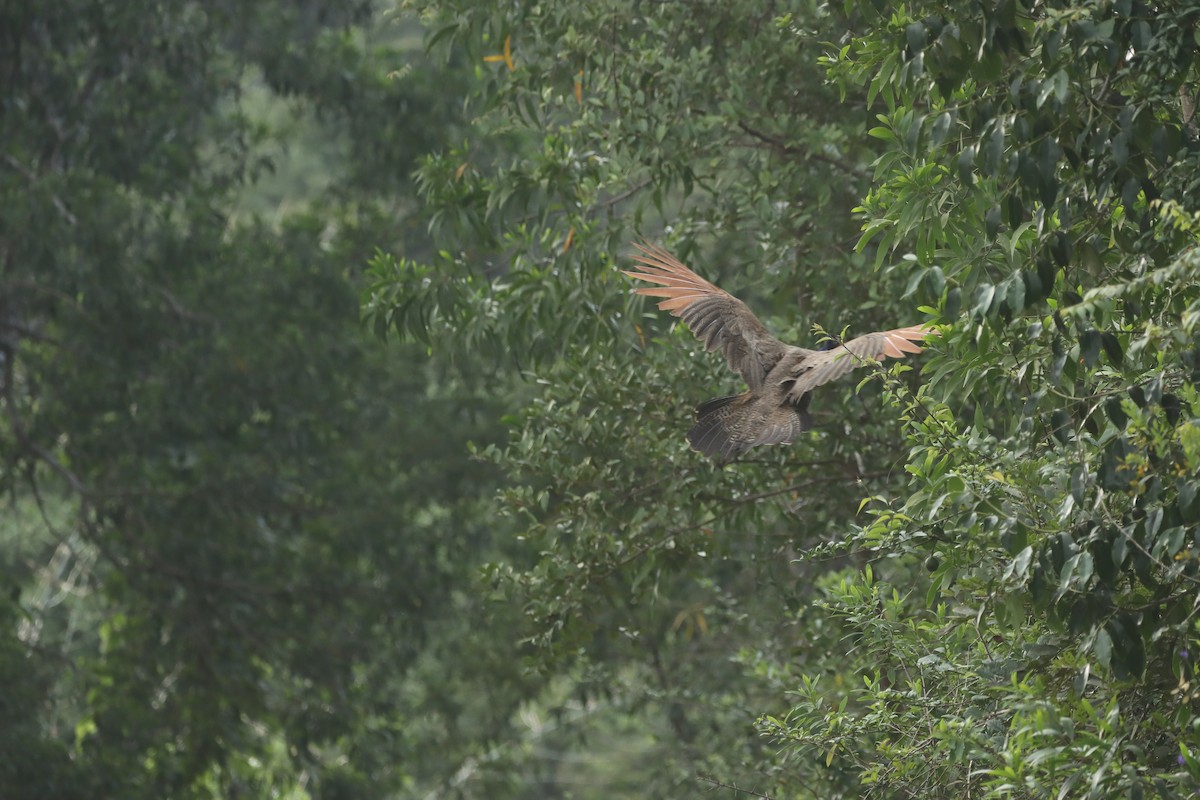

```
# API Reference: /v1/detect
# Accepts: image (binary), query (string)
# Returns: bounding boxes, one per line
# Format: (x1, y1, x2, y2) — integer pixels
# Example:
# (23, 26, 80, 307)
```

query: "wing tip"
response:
(624, 242, 723, 304)
(887, 323, 942, 355)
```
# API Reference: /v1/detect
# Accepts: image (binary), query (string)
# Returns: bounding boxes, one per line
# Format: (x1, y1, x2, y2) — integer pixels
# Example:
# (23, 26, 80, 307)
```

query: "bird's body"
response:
(686, 387, 808, 462)
(624, 241, 935, 463)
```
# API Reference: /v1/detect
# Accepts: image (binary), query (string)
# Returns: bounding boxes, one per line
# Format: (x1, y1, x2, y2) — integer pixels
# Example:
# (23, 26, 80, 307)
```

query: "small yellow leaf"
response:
(454, 162, 468, 181)
(483, 35, 514, 71)
(826, 744, 837, 767)
(562, 226, 575, 253)
(574, 70, 583, 104)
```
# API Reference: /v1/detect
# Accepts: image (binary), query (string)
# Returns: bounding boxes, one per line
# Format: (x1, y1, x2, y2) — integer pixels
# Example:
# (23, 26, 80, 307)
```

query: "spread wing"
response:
(623, 241, 788, 388)
(784, 325, 936, 402)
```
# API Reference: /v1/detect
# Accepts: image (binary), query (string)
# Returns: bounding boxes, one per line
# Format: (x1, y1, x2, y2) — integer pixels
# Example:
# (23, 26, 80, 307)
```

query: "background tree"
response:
(1, 2, 539, 798)
(7, 0, 1199, 797)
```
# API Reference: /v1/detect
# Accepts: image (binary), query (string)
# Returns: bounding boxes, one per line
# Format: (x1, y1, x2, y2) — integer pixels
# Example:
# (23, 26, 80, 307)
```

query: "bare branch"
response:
(0, 318, 56, 344)
(696, 772, 774, 799)
(1, 154, 78, 227)
(735, 121, 870, 181)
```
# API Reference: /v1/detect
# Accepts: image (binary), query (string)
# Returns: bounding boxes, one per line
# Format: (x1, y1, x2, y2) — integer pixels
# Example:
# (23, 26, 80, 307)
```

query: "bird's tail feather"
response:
(688, 394, 807, 464)
(687, 395, 743, 463)
(694, 394, 740, 418)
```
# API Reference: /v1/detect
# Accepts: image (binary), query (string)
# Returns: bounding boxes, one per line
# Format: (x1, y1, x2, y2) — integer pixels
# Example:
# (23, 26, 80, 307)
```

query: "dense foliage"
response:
(795, 1, 1200, 795)
(369, 0, 1200, 797)
(5, 0, 1200, 797)
(1, 1, 533, 798)
(370, 0, 926, 793)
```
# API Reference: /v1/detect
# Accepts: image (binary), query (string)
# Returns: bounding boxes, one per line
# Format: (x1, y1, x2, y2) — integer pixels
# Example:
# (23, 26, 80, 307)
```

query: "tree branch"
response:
(735, 121, 870, 181)
(696, 772, 774, 799)
(2, 154, 78, 227)
(0, 318, 56, 344)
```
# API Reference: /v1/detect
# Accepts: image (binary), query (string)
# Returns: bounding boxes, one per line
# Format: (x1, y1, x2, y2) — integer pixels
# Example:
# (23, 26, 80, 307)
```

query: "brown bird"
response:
(625, 241, 937, 463)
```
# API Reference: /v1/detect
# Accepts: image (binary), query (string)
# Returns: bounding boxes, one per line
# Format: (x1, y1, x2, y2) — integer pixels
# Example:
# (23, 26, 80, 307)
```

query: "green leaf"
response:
(1100, 332, 1123, 365)
(1006, 192, 1025, 226)
(983, 123, 1005, 175)
(1008, 545, 1033, 581)
(1051, 409, 1072, 443)
(925, 265, 946, 296)
(1005, 272, 1025, 313)
(1106, 615, 1146, 679)
(1112, 132, 1129, 168)
(972, 283, 995, 318)
(929, 111, 952, 147)
(1037, 70, 1068, 107)
(958, 144, 976, 185)
(1051, 231, 1072, 267)
(1079, 329, 1101, 367)
(1104, 397, 1128, 429)
(985, 205, 1002, 238)
(903, 267, 927, 299)
(906, 21, 928, 53)
(1092, 626, 1113, 668)
(944, 286, 962, 318)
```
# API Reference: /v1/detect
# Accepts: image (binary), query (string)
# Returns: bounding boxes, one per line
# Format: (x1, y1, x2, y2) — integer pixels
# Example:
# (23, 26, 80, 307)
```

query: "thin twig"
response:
(735, 121, 870, 180)
(2, 345, 88, 497)
(1, 154, 78, 226)
(0, 318, 56, 344)
(697, 772, 774, 799)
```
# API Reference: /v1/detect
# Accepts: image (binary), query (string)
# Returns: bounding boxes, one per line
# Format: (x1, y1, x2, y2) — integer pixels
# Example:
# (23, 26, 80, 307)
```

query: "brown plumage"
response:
(625, 241, 936, 463)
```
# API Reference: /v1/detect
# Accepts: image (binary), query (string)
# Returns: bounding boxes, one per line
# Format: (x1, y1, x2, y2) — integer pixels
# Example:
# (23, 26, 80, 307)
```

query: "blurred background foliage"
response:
(4, 0, 1200, 798)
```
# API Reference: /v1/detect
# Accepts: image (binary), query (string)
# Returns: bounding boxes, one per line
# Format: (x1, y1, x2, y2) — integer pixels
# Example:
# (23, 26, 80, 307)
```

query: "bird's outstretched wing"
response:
(784, 325, 935, 402)
(624, 241, 788, 389)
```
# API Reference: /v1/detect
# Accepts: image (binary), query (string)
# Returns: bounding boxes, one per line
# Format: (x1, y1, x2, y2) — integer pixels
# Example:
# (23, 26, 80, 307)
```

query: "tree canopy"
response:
(4, 0, 1200, 798)
(369, 0, 1200, 796)
(3, 1, 527, 797)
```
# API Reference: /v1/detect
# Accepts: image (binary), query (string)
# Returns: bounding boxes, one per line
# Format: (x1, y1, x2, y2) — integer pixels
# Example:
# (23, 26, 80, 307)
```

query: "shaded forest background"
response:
(3, 0, 1200, 798)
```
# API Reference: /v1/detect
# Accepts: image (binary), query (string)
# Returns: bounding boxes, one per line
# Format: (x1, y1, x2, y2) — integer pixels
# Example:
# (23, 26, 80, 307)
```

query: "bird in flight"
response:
(624, 241, 937, 463)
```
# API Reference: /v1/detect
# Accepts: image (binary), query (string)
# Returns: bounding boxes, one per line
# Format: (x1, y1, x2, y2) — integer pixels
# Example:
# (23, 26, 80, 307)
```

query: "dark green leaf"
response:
(925, 265, 946, 296)
(1079, 329, 1101, 367)
(958, 144, 976, 185)
(1004, 272, 1025, 313)
(1005, 193, 1025, 227)
(1101, 332, 1123, 366)
(1106, 615, 1145, 679)
(985, 205, 1002, 238)
(1070, 464, 1087, 502)
(1112, 528, 1129, 568)
(1104, 397, 1128, 429)
(984, 123, 1005, 175)
(907, 22, 928, 53)
(971, 282, 995, 318)
(1112, 133, 1129, 167)
(1092, 626, 1113, 668)
(1051, 409, 1072, 444)
(929, 111, 953, 147)
(1022, 268, 1044, 305)
(1051, 231, 1072, 267)
(944, 285, 962, 318)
